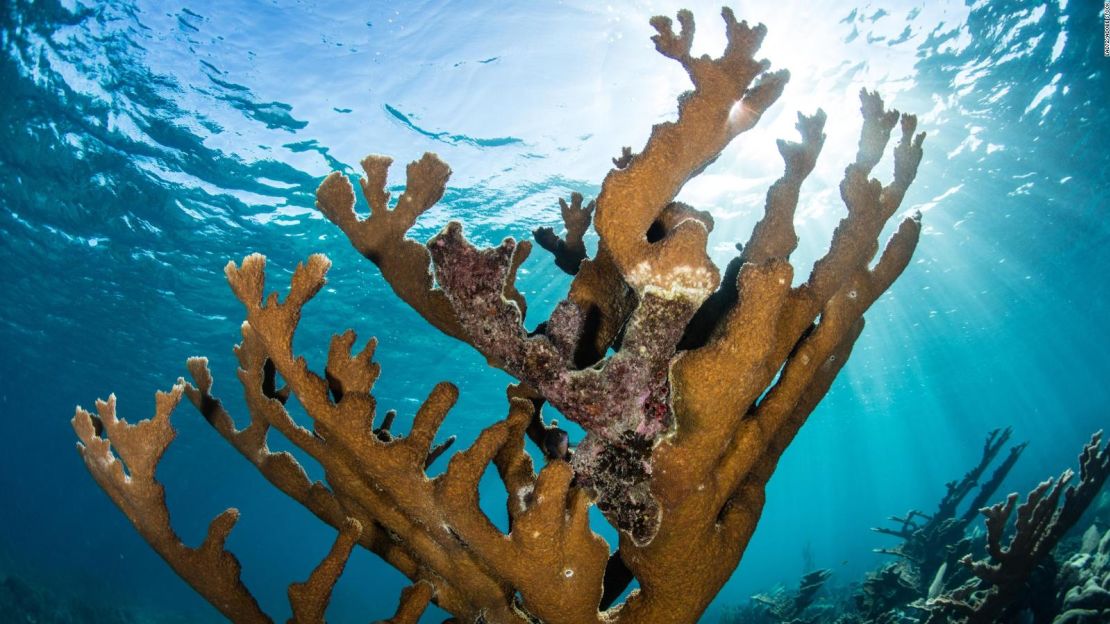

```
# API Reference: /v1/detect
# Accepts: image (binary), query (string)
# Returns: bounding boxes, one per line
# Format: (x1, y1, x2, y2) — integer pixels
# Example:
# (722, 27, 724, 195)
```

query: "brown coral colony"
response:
(73, 8, 930, 624)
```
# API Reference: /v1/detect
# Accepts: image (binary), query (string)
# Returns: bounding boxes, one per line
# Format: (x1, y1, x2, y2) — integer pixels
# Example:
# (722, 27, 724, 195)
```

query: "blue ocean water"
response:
(1, 0, 1107, 621)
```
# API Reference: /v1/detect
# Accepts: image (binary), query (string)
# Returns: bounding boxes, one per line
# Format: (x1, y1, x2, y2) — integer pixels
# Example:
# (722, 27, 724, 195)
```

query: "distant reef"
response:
(0, 573, 197, 624)
(723, 429, 1110, 624)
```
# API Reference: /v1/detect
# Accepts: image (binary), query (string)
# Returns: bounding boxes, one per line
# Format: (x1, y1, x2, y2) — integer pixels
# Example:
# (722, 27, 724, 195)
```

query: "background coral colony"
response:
(1, 0, 1109, 623)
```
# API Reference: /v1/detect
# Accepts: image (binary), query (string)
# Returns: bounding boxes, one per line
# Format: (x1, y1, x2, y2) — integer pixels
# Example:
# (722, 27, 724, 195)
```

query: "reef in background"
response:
(721, 429, 1110, 624)
(0, 573, 195, 624)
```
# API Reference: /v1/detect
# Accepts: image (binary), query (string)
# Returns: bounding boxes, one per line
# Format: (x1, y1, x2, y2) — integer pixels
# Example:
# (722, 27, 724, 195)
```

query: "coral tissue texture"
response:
(72, 7, 926, 624)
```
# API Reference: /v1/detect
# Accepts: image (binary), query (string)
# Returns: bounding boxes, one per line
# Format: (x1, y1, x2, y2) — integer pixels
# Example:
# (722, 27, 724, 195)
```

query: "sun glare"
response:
(585, 0, 972, 278)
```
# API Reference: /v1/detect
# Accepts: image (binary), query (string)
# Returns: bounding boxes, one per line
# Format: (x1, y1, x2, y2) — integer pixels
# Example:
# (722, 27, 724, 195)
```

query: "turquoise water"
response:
(1, 0, 1107, 621)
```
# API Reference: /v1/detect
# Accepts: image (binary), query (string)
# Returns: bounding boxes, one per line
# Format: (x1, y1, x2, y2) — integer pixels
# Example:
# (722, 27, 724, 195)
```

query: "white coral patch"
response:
(516, 484, 534, 513)
(628, 262, 716, 301)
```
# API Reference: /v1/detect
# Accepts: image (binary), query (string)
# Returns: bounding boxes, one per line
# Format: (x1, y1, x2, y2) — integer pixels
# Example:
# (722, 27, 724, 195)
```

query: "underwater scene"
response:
(2, 0, 1109, 622)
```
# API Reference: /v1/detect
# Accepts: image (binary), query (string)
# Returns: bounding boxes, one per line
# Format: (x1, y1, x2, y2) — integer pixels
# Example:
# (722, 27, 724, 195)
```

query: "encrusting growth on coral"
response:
(72, 7, 928, 623)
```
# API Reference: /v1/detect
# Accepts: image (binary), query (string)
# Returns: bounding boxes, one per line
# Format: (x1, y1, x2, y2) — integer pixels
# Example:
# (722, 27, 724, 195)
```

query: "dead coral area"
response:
(1055, 522, 1110, 624)
(719, 430, 1110, 624)
(721, 568, 836, 624)
(73, 6, 928, 624)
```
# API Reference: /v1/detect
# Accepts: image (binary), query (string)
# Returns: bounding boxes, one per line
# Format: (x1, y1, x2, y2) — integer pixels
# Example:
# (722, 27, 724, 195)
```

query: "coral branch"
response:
(560, 250, 635, 367)
(612, 146, 634, 169)
(316, 154, 467, 342)
(223, 251, 615, 621)
(288, 518, 363, 624)
(375, 581, 435, 624)
(597, 8, 789, 298)
(743, 110, 827, 264)
(660, 91, 924, 520)
(317, 155, 533, 349)
(533, 192, 594, 275)
(679, 107, 824, 351)
(72, 389, 271, 623)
